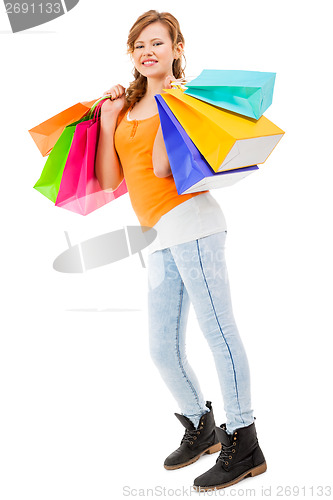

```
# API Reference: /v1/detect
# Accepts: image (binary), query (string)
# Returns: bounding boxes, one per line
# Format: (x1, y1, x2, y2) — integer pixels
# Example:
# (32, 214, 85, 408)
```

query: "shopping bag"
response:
(29, 97, 99, 157)
(33, 115, 91, 202)
(184, 70, 276, 119)
(159, 89, 284, 173)
(156, 95, 258, 194)
(54, 100, 128, 216)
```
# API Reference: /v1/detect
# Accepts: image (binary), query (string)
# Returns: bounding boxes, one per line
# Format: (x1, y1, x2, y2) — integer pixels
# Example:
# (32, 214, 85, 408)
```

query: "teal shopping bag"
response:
(184, 69, 276, 119)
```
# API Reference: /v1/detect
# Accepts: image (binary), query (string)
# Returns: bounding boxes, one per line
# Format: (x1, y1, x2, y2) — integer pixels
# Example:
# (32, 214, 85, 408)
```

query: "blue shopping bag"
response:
(155, 94, 258, 194)
(184, 70, 276, 119)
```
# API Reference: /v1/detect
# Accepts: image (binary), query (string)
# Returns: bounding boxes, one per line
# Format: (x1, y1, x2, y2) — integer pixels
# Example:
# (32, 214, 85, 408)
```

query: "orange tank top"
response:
(114, 106, 208, 230)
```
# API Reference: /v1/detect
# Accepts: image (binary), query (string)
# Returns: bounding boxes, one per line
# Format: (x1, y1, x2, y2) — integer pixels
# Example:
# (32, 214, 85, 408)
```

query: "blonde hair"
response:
(125, 10, 186, 110)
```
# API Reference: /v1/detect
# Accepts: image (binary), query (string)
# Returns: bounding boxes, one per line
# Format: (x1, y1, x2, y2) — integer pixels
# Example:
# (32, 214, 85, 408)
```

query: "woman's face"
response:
(132, 21, 183, 80)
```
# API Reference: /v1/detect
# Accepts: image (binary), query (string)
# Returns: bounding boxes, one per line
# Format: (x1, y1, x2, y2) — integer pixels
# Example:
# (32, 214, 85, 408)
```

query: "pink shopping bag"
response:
(55, 99, 128, 215)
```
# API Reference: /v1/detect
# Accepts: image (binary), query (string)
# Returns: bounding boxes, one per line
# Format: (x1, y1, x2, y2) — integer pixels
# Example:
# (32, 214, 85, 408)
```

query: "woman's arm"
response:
(95, 85, 125, 191)
(152, 125, 172, 178)
(152, 75, 176, 178)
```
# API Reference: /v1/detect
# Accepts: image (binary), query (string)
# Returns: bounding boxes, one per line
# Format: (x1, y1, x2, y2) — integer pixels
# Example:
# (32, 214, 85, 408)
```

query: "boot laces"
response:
(216, 443, 235, 464)
(181, 428, 199, 445)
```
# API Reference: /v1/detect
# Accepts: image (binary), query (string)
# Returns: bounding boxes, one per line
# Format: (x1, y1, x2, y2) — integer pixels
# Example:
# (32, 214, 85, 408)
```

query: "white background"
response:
(0, 0, 332, 498)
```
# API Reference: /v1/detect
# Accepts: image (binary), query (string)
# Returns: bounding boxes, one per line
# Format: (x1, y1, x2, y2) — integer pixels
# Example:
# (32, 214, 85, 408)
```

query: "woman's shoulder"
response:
(116, 106, 129, 128)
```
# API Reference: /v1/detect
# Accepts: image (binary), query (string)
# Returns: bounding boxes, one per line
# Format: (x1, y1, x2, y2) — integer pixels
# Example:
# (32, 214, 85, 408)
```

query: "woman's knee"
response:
(149, 337, 179, 371)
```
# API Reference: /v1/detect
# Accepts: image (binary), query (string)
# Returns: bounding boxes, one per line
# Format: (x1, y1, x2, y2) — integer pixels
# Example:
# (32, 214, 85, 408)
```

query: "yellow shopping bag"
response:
(160, 89, 284, 172)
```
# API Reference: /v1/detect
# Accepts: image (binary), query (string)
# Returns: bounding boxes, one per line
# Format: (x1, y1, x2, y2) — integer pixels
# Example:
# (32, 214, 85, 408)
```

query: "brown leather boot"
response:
(164, 401, 221, 470)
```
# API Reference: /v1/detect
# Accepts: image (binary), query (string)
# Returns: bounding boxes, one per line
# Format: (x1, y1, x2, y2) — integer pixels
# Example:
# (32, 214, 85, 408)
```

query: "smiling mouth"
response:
(142, 60, 158, 66)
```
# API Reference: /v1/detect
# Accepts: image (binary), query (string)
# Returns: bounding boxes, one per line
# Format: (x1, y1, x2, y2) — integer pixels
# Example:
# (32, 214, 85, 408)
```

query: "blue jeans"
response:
(147, 231, 254, 434)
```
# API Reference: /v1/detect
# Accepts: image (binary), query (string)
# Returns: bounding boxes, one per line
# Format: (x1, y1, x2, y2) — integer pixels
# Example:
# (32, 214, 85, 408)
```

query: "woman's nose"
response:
(143, 46, 153, 56)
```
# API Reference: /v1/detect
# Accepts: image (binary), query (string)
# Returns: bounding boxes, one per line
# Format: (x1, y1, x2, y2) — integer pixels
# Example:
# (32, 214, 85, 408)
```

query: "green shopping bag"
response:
(33, 96, 107, 202)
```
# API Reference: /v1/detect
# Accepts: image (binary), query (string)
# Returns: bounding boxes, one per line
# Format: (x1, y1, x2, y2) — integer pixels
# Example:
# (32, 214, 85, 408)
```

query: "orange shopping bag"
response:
(29, 98, 99, 157)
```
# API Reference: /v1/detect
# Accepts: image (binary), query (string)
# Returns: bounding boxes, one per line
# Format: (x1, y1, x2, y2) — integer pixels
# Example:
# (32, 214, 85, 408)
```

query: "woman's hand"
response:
(161, 75, 175, 93)
(162, 75, 187, 92)
(101, 84, 126, 116)
(164, 75, 174, 90)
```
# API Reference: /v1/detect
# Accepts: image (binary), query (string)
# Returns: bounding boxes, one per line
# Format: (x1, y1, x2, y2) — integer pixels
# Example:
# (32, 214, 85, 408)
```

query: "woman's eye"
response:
(134, 42, 163, 49)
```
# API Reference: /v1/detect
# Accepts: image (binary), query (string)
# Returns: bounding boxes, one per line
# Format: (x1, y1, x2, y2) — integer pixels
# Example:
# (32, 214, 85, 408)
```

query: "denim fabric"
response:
(147, 231, 254, 434)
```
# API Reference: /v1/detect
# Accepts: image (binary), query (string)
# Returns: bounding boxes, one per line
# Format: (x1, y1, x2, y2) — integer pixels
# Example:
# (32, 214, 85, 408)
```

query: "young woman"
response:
(95, 9, 267, 491)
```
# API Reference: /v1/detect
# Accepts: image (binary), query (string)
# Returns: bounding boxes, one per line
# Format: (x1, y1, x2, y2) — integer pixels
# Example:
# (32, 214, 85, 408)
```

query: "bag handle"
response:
(86, 95, 112, 120)
(170, 76, 197, 89)
(87, 94, 124, 121)
(92, 99, 106, 121)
